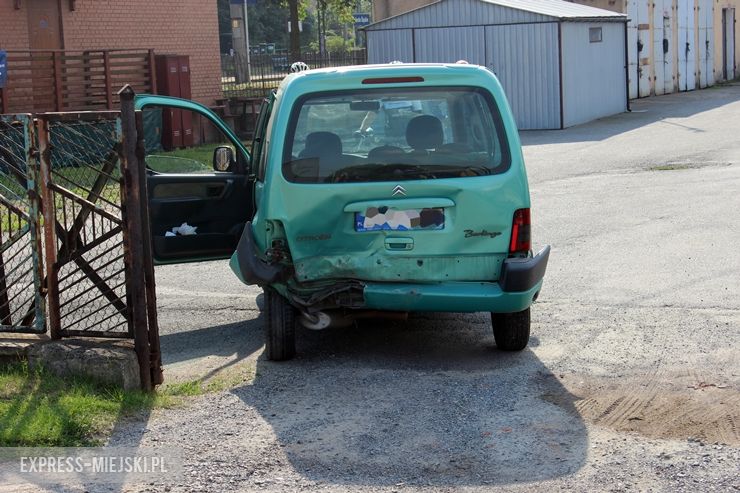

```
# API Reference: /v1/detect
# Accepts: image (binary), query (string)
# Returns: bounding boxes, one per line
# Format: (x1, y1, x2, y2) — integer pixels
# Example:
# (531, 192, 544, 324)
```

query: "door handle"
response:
(206, 179, 233, 199)
(385, 237, 414, 251)
(206, 185, 224, 198)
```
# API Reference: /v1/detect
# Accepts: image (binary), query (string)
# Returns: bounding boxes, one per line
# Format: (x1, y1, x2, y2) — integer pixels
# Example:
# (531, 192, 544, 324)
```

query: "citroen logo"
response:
(392, 185, 407, 196)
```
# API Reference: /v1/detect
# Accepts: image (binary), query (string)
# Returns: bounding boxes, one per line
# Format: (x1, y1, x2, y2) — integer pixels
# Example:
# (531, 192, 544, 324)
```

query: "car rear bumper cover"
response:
(362, 246, 550, 313)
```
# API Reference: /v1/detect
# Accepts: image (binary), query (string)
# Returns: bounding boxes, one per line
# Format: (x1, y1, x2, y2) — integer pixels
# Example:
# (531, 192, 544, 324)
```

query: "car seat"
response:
(405, 115, 444, 154)
(367, 145, 407, 164)
(298, 131, 343, 176)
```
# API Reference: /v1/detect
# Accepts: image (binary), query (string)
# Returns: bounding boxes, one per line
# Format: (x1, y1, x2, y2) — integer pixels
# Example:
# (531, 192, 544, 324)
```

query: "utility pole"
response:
(230, 1, 251, 83)
(243, 0, 251, 81)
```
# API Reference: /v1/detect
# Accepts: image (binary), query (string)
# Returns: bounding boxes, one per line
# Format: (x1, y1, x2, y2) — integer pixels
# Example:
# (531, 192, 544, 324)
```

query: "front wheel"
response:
(264, 289, 296, 361)
(491, 308, 530, 351)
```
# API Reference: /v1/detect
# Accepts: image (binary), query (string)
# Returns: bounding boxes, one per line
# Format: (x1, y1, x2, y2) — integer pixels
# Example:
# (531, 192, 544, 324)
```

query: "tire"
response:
(491, 308, 530, 351)
(264, 288, 296, 361)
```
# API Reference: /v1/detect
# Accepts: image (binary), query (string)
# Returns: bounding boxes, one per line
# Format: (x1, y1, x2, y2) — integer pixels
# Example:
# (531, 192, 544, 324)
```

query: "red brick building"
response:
(0, 0, 222, 107)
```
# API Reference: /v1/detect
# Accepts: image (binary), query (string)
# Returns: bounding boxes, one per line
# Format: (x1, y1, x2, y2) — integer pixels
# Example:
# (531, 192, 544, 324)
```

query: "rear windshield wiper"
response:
(328, 163, 426, 180)
(327, 163, 492, 183)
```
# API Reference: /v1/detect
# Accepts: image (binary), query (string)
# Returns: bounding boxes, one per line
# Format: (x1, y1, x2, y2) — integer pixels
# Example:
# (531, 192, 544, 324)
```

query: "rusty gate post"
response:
(134, 110, 163, 386)
(37, 116, 62, 339)
(118, 85, 152, 391)
(0, 88, 8, 114)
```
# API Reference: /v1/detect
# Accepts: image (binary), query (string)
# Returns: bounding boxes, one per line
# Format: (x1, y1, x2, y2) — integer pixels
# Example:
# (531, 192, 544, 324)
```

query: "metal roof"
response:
(365, 0, 626, 30)
(480, 0, 625, 19)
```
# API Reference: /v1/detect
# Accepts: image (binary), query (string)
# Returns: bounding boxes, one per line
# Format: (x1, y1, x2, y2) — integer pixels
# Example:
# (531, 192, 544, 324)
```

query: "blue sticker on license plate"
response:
(355, 207, 445, 232)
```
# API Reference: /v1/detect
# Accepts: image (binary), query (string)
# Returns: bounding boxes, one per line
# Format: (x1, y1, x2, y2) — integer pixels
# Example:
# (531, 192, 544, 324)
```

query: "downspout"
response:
(624, 20, 631, 111)
(411, 28, 417, 62)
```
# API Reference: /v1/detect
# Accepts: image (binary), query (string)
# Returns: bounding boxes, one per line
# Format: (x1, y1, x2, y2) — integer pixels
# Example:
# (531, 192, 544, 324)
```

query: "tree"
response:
(247, 1, 290, 49)
(288, 0, 301, 60)
(316, 0, 354, 54)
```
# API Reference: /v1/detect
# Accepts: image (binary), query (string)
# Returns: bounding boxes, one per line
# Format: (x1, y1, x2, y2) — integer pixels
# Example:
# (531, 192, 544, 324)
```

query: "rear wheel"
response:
(264, 289, 296, 361)
(491, 308, 530, 351)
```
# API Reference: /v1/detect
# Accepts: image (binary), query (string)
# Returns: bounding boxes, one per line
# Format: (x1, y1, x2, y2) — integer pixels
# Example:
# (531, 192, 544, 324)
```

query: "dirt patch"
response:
(648, 161, 733, 171)
(543, 372, 740, 446)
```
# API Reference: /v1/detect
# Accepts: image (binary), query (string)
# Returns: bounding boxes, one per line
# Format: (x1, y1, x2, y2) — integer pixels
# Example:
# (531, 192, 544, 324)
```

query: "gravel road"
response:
(11, 84, 740, 492)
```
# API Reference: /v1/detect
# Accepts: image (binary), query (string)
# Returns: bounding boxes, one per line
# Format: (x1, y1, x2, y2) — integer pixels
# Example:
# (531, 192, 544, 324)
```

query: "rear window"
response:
(282, 87, 511, 183)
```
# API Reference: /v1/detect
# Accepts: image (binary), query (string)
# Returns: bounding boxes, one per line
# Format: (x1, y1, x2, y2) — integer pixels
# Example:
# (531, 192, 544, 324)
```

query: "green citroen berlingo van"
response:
(137, 63, 549, 361)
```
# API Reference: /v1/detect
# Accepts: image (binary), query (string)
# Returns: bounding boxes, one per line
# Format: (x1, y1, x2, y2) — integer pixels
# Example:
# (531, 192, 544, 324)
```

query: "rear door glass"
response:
(282, 87, 510, 183)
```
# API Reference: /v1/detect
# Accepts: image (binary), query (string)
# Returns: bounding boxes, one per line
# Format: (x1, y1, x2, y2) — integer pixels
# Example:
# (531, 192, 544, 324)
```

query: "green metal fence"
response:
(0, 115, 45, 333)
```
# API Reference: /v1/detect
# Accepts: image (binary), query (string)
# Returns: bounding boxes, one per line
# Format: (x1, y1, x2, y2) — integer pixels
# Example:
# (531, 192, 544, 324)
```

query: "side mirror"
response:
(213, 146, 235, 172)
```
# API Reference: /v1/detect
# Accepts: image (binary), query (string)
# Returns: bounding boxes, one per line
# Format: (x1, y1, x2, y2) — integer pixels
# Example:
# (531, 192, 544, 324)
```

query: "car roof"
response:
(278, 62, 494, 93)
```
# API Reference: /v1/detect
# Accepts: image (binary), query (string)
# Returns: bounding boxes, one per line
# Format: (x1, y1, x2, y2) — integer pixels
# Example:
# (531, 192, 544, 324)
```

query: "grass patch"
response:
(0, 358, 255, 446)
(158, 363, 256, 398)
(161, 380, 204, 397)
(161, 144, 221, 167)
(145, 142, 251, 174)
(0, 362, 174, 447)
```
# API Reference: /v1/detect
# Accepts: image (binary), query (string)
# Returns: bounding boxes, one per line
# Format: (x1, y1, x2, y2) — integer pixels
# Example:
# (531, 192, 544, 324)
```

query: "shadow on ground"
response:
(225, 311, 589, 487)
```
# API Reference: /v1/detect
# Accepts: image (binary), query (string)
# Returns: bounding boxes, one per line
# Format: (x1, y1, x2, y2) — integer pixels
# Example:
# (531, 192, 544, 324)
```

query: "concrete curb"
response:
(26, 338, 141, 391)
(0, 334, 49, 365)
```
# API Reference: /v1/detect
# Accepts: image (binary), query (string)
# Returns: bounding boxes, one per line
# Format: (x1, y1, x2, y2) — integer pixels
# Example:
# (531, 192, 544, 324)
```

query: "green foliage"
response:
(220, 0, 364, 52)
(248, 1, 290, 48)
(318, 0, 355, 24)
(326, 34, 348, 52)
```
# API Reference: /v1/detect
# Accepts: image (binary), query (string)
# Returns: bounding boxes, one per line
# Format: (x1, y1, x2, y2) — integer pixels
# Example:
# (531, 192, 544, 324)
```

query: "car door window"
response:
(143, 107, 239, 174)
(253, 93, 275, 181)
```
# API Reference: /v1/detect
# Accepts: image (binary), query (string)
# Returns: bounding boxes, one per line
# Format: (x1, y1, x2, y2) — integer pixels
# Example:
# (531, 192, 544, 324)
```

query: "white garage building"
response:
(365, 0, 630, 129)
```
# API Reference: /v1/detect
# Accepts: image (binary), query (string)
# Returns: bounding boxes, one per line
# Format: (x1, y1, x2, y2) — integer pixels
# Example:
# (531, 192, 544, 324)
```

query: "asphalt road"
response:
(137, 83, 740, 492)
(16, 84, 739, 492)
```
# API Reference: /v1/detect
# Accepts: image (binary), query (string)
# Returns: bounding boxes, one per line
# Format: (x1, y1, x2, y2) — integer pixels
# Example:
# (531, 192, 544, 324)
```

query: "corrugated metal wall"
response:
(413, 27, 486, 65)
(560, 22, 628, 127)
(367, 29, 414, 63)
(485, 23, 560, 129)
(366, 0, 628, 129)
(368, 22, 560, 128)
(368, 0, 551, 29)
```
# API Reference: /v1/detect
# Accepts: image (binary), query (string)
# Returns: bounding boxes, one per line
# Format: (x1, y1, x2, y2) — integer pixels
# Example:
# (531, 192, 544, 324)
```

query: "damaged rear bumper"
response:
(229, 222, 290, 286)
(499, 245, 550, 292)
(362, 246, 550, 313)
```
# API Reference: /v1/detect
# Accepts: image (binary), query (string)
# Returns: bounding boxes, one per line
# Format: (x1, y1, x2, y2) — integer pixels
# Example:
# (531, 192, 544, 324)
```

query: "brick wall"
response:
(0, 0, 222, 105)
(372, 0, 434, 21)
(63, 0, 222, 105)
(0, 3, 31, 50)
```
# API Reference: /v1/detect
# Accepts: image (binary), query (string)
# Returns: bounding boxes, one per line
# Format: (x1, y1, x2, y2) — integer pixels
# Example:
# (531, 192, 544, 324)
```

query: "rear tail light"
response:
(509, 208, 531, 255)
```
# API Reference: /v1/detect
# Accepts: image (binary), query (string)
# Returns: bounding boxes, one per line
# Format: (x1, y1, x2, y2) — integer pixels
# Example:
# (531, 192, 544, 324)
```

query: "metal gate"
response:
(0, 94, 162, 389)
(37, 112, 133, 338)
(0, 115, 45, 333)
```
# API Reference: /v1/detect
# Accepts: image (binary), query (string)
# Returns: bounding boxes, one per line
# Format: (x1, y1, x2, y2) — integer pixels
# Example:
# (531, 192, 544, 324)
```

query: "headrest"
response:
(300, 131, 342, 158)
(405, 115, 443, 150)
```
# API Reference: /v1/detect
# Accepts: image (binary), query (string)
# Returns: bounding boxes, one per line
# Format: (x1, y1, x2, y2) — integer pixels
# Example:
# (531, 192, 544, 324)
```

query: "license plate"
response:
(355, 207, 445, 232)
